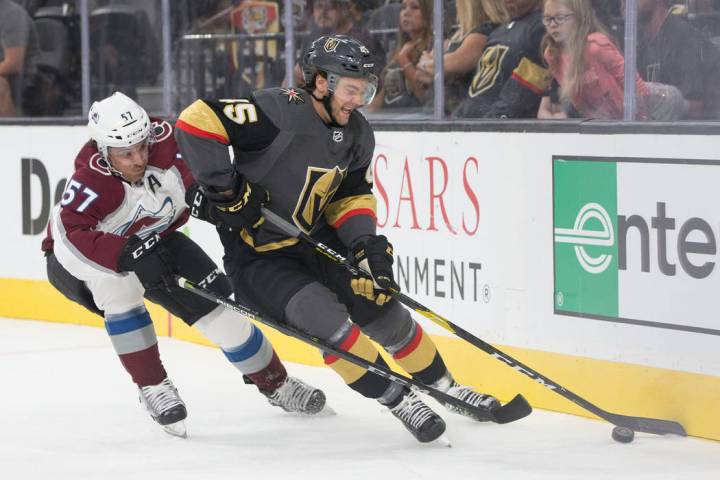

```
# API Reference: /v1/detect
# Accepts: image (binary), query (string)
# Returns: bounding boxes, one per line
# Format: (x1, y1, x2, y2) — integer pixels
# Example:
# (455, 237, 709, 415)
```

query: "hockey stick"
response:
(176, 275, 532, 425)
(260, 208, 687, 437)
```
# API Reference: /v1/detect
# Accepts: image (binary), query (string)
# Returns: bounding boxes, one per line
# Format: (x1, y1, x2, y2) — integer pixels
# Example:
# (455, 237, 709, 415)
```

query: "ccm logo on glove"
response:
(210, 178, 269, 230)
(128, 233, 160, 261)
(350, 235, 399, 306)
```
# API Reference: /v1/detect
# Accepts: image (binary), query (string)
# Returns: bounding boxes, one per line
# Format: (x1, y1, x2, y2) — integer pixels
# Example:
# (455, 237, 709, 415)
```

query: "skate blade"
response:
(312, 404, 337, 417)
(288, 404, 337, 417)
(434, 434, 452, 448)
(162, 421, 187, 439)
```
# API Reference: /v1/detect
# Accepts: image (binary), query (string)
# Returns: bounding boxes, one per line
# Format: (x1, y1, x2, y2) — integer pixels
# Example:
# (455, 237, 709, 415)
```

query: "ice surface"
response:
(1, 318, 718, 480)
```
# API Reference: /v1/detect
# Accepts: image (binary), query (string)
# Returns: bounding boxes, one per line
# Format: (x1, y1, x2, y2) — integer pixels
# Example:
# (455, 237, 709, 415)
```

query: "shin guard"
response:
(390, 322, 447, 385)
(244, 351, 287, 392)
(323, 323, 392, 399)
(104, 306, 166, 387)
(195, 306, 282, 390)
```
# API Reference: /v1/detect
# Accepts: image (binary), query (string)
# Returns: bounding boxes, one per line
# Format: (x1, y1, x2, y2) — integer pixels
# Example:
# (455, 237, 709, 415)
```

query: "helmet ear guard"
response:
(87, 92, 154, 161)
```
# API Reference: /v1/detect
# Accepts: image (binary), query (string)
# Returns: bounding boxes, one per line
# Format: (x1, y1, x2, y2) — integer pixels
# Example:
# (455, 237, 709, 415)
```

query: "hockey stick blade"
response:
(176, 276, 531, 425)
(484, 347, 687, 436)
(260, 208, 686, 437)
(491, 394, 532, 424)
(604, 413, 687, 436)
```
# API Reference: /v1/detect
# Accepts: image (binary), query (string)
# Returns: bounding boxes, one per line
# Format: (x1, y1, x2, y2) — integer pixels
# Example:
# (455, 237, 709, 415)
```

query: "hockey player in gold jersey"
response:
(175, 35, 500, 443)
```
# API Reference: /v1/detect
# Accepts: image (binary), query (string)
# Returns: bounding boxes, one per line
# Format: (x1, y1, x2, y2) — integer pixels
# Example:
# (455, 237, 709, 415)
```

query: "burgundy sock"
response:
(118, 343, 167, 387)
(245, 351, 287, 392)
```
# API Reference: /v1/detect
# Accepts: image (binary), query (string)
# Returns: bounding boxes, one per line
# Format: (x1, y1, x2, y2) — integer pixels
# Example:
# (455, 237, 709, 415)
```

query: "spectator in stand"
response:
(291, 0, 386, 87)
(537, 0, 652, 119)
(367, 1, 402, 32)
(630, 0, 720, 119)
(538, 0, 688, 120)
(368, 0, 434, 110)
(0, 0, 39, 116)
(453, 0, 549, 118)
(172, 0, 229, 37)
(687, 0, 716, 13)
(416, 0, 510, 114)
(590, 0, 622, 32)
(351, 0, 382, 23)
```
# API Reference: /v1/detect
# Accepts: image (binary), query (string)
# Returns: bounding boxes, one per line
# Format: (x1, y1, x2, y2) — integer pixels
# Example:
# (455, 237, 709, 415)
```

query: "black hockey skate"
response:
(138, 377, 188, 438)
(434, 373, 500, 422)
(264, 376, 326, 415)
(389, 390, 447, 443)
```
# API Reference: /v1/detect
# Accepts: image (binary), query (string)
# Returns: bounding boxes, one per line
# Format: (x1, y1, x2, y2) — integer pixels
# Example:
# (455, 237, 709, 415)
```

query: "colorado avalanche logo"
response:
(152, 120, 173, 142)
(88, 153, 113, 176)
(114, 196, 177, 238)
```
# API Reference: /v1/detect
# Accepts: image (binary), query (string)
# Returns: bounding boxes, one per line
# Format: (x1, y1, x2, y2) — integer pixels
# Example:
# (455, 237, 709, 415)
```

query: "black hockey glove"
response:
(210, 178, 269, 230)
(350, 235, 399, 306)
(185, 183, 219, 225)
(117, 233, 173, 290)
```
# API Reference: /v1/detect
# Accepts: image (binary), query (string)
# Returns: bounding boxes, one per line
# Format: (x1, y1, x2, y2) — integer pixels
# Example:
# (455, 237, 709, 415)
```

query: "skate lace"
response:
(140, 378, 184, 415)
(267, 377, 318, 412)
(447, 383, 497, 410)
(390, 393, 435, 430)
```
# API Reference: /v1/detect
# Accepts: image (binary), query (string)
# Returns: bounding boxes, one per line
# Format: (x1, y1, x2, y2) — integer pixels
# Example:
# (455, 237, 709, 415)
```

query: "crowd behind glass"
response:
(2, 0, 720, 121)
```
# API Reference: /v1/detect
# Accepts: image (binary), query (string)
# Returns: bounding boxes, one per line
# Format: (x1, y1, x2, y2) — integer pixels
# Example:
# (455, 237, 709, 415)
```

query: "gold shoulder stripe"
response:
(325, 194, 377, 226)
(177, 100, 230, 144)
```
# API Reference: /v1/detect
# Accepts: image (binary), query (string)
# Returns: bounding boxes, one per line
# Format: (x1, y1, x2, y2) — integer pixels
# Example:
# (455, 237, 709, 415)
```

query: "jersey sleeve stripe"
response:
(176, 119, 229, 145)
(176, 100, 230, 144)
(511, 57, 549, 94)
(332, 208, 377, 228)
(325, 194, 377, 227)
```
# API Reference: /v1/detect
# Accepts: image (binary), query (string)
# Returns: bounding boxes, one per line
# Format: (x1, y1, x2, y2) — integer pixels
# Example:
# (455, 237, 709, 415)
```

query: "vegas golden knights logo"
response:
(324, 38, 340, 53)
(293, 166, 347, 233)
(469, 45, 509, 97)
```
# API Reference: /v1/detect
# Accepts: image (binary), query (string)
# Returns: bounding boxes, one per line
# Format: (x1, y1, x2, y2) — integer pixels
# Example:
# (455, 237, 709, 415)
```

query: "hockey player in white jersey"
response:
(42, 92, 326, 437)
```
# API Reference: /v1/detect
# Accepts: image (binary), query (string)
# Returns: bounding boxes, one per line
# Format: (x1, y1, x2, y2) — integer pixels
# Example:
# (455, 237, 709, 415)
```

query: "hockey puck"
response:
(611, 426, 635, 443)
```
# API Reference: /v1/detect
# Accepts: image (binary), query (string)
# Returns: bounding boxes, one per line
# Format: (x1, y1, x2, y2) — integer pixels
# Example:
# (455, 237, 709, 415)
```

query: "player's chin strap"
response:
(311, 91, 343, 128)
(102, 158, 144, 186)
(99, 134, 155, 185)
(99, 156, 130, 183)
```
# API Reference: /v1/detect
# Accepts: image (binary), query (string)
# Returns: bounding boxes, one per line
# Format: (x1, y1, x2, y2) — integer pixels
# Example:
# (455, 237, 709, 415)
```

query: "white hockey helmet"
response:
(87, 92, 153, 160)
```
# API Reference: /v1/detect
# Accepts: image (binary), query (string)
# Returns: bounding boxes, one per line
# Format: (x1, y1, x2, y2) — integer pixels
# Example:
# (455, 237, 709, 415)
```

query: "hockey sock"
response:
(195, 306, 279, 388)
(389, 322, 447, 385)
(324, 323, 392, 398)
(244, 351, 287, 392)
(104, 306, 166, 387)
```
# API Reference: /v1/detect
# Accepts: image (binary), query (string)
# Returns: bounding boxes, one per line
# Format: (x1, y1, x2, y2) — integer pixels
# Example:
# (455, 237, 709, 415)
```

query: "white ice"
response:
(1, 318, 718, 480)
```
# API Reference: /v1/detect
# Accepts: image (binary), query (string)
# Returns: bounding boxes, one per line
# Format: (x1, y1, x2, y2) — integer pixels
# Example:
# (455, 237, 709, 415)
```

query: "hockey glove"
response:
(350, 235, 399, 306)
(185, 183, 219, 225)
(117, 233, 173, 290)
(210, 178, 269, 230)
